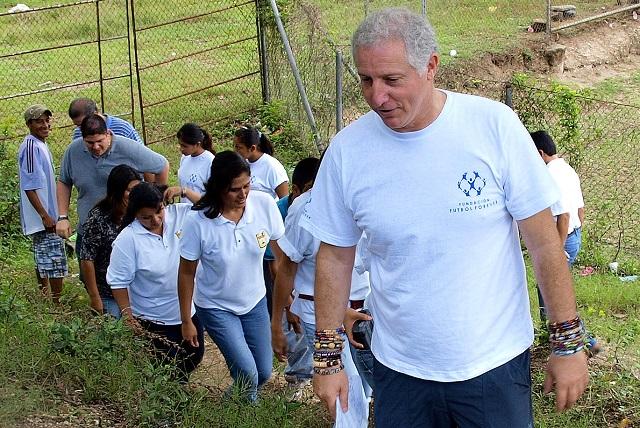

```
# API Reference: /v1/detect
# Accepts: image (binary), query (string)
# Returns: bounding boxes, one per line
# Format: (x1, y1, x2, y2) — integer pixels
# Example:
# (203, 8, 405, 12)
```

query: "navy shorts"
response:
(373, 350, 533, 428)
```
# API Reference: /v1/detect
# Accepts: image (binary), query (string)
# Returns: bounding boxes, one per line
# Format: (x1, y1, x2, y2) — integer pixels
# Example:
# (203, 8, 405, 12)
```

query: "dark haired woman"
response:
(165, 123, 215, 204)
(107, 182, 204, 381)
(178, 151, 285, 401)
(79, 164, 141, 317)
(233, 126, 289, 199)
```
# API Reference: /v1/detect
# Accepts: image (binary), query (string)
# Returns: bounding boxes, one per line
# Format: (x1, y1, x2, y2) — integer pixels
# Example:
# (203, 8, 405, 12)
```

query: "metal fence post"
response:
(422, 0, 427, 17)
(125, 0, 136, 127)
(129, 0, 147, 144)
(546, 0, 552, 38)
(266, 0, 322, 152)
(336, 50, 343, 133)
(96, 1, 105, 111)
(504, 83, 513, 109)
(256, 0, 270, 104)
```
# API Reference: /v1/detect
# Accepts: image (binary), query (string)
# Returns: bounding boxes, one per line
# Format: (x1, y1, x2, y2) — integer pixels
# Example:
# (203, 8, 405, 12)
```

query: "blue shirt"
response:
(72, 115, 143, 144)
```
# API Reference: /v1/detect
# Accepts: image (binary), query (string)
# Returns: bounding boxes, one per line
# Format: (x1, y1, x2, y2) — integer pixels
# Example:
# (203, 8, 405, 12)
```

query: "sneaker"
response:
(585, 334, 602, 357)
(285, 378, 312, 402)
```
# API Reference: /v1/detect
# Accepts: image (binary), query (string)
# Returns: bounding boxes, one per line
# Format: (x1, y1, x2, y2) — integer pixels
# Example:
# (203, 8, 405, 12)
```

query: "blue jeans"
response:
(196, 297, 272, 402)
(564, 227, 582, 266)
(350, 345, 374, 398)
(102, 296, 121, 319)
(374, 350, 533, 428)
(283, 318, 312, 381)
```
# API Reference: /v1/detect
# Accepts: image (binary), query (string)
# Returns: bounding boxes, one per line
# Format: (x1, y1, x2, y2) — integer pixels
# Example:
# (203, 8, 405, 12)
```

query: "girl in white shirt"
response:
(178, 151, 285, 402)
(233, 126, 289, 199)
(165, 123, 215, 204)
(107, 182, 204, 382)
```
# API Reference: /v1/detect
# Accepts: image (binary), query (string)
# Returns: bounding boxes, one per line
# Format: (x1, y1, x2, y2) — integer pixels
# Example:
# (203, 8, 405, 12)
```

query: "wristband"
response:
(58, 215, 68, 221)
(181, 187, 186, 198)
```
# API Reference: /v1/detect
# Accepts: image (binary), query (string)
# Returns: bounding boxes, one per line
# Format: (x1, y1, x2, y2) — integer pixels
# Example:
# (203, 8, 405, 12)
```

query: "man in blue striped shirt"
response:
(68, 98, 143, 145)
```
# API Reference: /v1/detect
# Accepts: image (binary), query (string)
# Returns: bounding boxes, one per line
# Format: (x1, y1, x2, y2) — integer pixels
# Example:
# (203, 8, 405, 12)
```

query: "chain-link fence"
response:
(0, 0, 134, 147)
(547, 0, 640, 33)
(0, 0, 263, 148)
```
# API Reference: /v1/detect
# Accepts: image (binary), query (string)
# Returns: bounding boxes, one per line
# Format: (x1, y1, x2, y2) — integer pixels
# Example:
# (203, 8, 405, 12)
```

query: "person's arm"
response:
(518, 208, 588, 412)
(313, 242, 356, 419)
(578, 207, 584, 226)
(112, 288, 142, 332)
(152, 161, 169, 185)
(55, 180, 72, 238)
(80, 260, 103, 314)
(556, 212, 570, 245)
(24, 190, 55, 231)
(275, 182, 289, 199)
(178, 257, 199, 347)
(271, 253, 298, 362)
(164, 186, 201, 204)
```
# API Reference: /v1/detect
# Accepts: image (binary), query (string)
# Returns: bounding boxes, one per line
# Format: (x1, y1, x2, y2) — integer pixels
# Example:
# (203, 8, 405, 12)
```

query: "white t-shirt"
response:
(301, 90, 560, 382)
(177, 151, 214, 203)
(547, 158, 584, 233)
(107, 203, 195, 325)
(180, 190, 285, 315)
(248, 153, 288, 199)
(278, 190, 370, 324)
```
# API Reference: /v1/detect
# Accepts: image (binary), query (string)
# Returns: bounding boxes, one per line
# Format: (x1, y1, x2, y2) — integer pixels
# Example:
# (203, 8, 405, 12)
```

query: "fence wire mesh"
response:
(0, 0, 262, 147)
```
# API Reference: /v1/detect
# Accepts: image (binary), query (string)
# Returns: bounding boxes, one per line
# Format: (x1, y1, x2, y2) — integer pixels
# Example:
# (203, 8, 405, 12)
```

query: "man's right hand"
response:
(314, 370, 349, 420)
(56, 218, 71, 238)
(41, 213, 56, 232)
(181, 319, 199, 347)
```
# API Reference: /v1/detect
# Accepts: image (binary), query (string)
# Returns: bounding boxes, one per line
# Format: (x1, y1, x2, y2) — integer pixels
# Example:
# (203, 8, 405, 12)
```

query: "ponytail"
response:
(235, 126, 273, 156)
(201, 128, 215, 154)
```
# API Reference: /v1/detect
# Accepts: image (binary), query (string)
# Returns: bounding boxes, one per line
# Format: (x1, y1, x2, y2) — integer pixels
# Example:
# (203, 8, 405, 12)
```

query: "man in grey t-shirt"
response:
(55, 114, 169, 240)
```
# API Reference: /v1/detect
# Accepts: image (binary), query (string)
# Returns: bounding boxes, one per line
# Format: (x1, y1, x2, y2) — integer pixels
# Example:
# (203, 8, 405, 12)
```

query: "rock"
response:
(551, 5, 577, 19)
(544, 43, 566, 74)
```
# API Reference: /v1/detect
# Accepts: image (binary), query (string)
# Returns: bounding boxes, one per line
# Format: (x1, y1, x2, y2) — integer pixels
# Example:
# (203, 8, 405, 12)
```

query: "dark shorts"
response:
(374, 350, 533, 428)
(31, 231, 68, 279)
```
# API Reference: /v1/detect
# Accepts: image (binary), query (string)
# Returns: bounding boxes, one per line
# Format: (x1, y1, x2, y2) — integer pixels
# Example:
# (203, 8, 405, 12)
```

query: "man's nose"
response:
(370, 80, 389, 107)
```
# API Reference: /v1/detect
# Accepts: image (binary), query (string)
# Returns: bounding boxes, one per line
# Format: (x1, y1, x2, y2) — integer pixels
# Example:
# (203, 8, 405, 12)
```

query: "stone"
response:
(544, 43, 566, 75)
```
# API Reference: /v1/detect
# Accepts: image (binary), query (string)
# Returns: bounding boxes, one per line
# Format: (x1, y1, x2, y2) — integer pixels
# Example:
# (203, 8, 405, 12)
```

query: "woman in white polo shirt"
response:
(107, 182, 204, 382)
(178, 151, 285, 402)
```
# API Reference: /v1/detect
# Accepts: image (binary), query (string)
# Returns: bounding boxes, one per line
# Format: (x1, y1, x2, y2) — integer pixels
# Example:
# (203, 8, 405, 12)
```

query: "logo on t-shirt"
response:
(256, 230, 268, 248)
(457, 171, 486, 197)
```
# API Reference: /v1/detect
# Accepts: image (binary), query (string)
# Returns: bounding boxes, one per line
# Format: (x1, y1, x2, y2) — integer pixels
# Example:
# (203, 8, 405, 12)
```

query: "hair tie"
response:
(257, 130, 262, 139)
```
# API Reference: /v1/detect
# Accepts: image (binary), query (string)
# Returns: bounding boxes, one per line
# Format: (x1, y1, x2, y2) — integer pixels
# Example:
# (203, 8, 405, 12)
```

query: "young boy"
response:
(18, 105, 67, 302)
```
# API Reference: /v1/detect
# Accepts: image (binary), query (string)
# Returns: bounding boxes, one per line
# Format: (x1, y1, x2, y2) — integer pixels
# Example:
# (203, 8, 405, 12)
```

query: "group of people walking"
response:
(17, 6, 596, 427)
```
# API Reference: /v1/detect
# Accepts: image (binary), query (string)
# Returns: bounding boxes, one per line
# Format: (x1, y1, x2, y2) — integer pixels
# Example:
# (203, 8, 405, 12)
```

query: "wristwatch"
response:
(58, 215, 69, 221)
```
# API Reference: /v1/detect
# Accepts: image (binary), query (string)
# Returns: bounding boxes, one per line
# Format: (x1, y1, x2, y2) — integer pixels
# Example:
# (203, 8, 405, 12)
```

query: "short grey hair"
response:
(351, 8, 438, 75)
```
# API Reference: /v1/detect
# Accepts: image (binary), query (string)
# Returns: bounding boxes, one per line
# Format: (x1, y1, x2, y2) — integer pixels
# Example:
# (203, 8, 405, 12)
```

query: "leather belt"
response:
(297, 294, 365, 310)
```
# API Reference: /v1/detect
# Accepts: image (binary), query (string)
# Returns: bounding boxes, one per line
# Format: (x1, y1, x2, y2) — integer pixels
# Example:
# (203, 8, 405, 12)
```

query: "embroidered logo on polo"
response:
(256, 231, 268, 248)
(457, 171, 486, 197)
(449, 170, 499, 214)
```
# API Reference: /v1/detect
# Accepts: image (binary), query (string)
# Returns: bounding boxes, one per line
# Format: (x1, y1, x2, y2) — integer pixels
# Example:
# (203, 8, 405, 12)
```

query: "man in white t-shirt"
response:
(531, 130, 585, 265)
(301, 8, 589, 427)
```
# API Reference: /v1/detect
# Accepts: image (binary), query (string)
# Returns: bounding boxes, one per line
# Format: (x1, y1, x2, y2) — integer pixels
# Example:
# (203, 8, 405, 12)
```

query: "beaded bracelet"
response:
(549, 315, 587, 356)
(313, 327, 345, 375)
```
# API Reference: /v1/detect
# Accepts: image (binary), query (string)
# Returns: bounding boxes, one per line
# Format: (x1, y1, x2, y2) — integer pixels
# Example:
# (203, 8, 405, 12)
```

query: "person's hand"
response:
(343, 308, 372, 349)
(285, 308, 302, 334)
(124, 316, 144, 336)
(271, 325, 288, 362)
(55, 219, 71, 239)
(181, 318, 199, 347)
(314, 370, 349, 420)
(544, 351, 589, 411)
(41, 213, 56, 232)
(163, 186, 182, 204)
(89, 295, 104, 315)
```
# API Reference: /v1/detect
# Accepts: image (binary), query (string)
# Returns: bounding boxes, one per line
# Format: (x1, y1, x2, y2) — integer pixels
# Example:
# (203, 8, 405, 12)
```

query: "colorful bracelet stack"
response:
(313, 327, 346, 375)
(549, 315, 587, 356)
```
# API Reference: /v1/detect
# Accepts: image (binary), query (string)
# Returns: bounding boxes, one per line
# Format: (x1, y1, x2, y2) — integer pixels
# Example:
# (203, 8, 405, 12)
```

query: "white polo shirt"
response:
(178, 151, 214, 204)
(278, 190, 370, 324)
(107, 203, 195, 325)
(248, 153, 289, 198)
(180, 190, 285, 315)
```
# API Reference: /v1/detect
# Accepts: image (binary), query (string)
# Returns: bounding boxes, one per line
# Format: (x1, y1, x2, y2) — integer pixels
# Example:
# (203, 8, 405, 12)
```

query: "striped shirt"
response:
(72, 114, 143, 144)
(18, 135, 58, 235)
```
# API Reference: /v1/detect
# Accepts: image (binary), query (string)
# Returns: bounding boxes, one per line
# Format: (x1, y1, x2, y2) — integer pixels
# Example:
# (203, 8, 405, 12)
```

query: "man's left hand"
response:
(544, 351, 589, 411)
